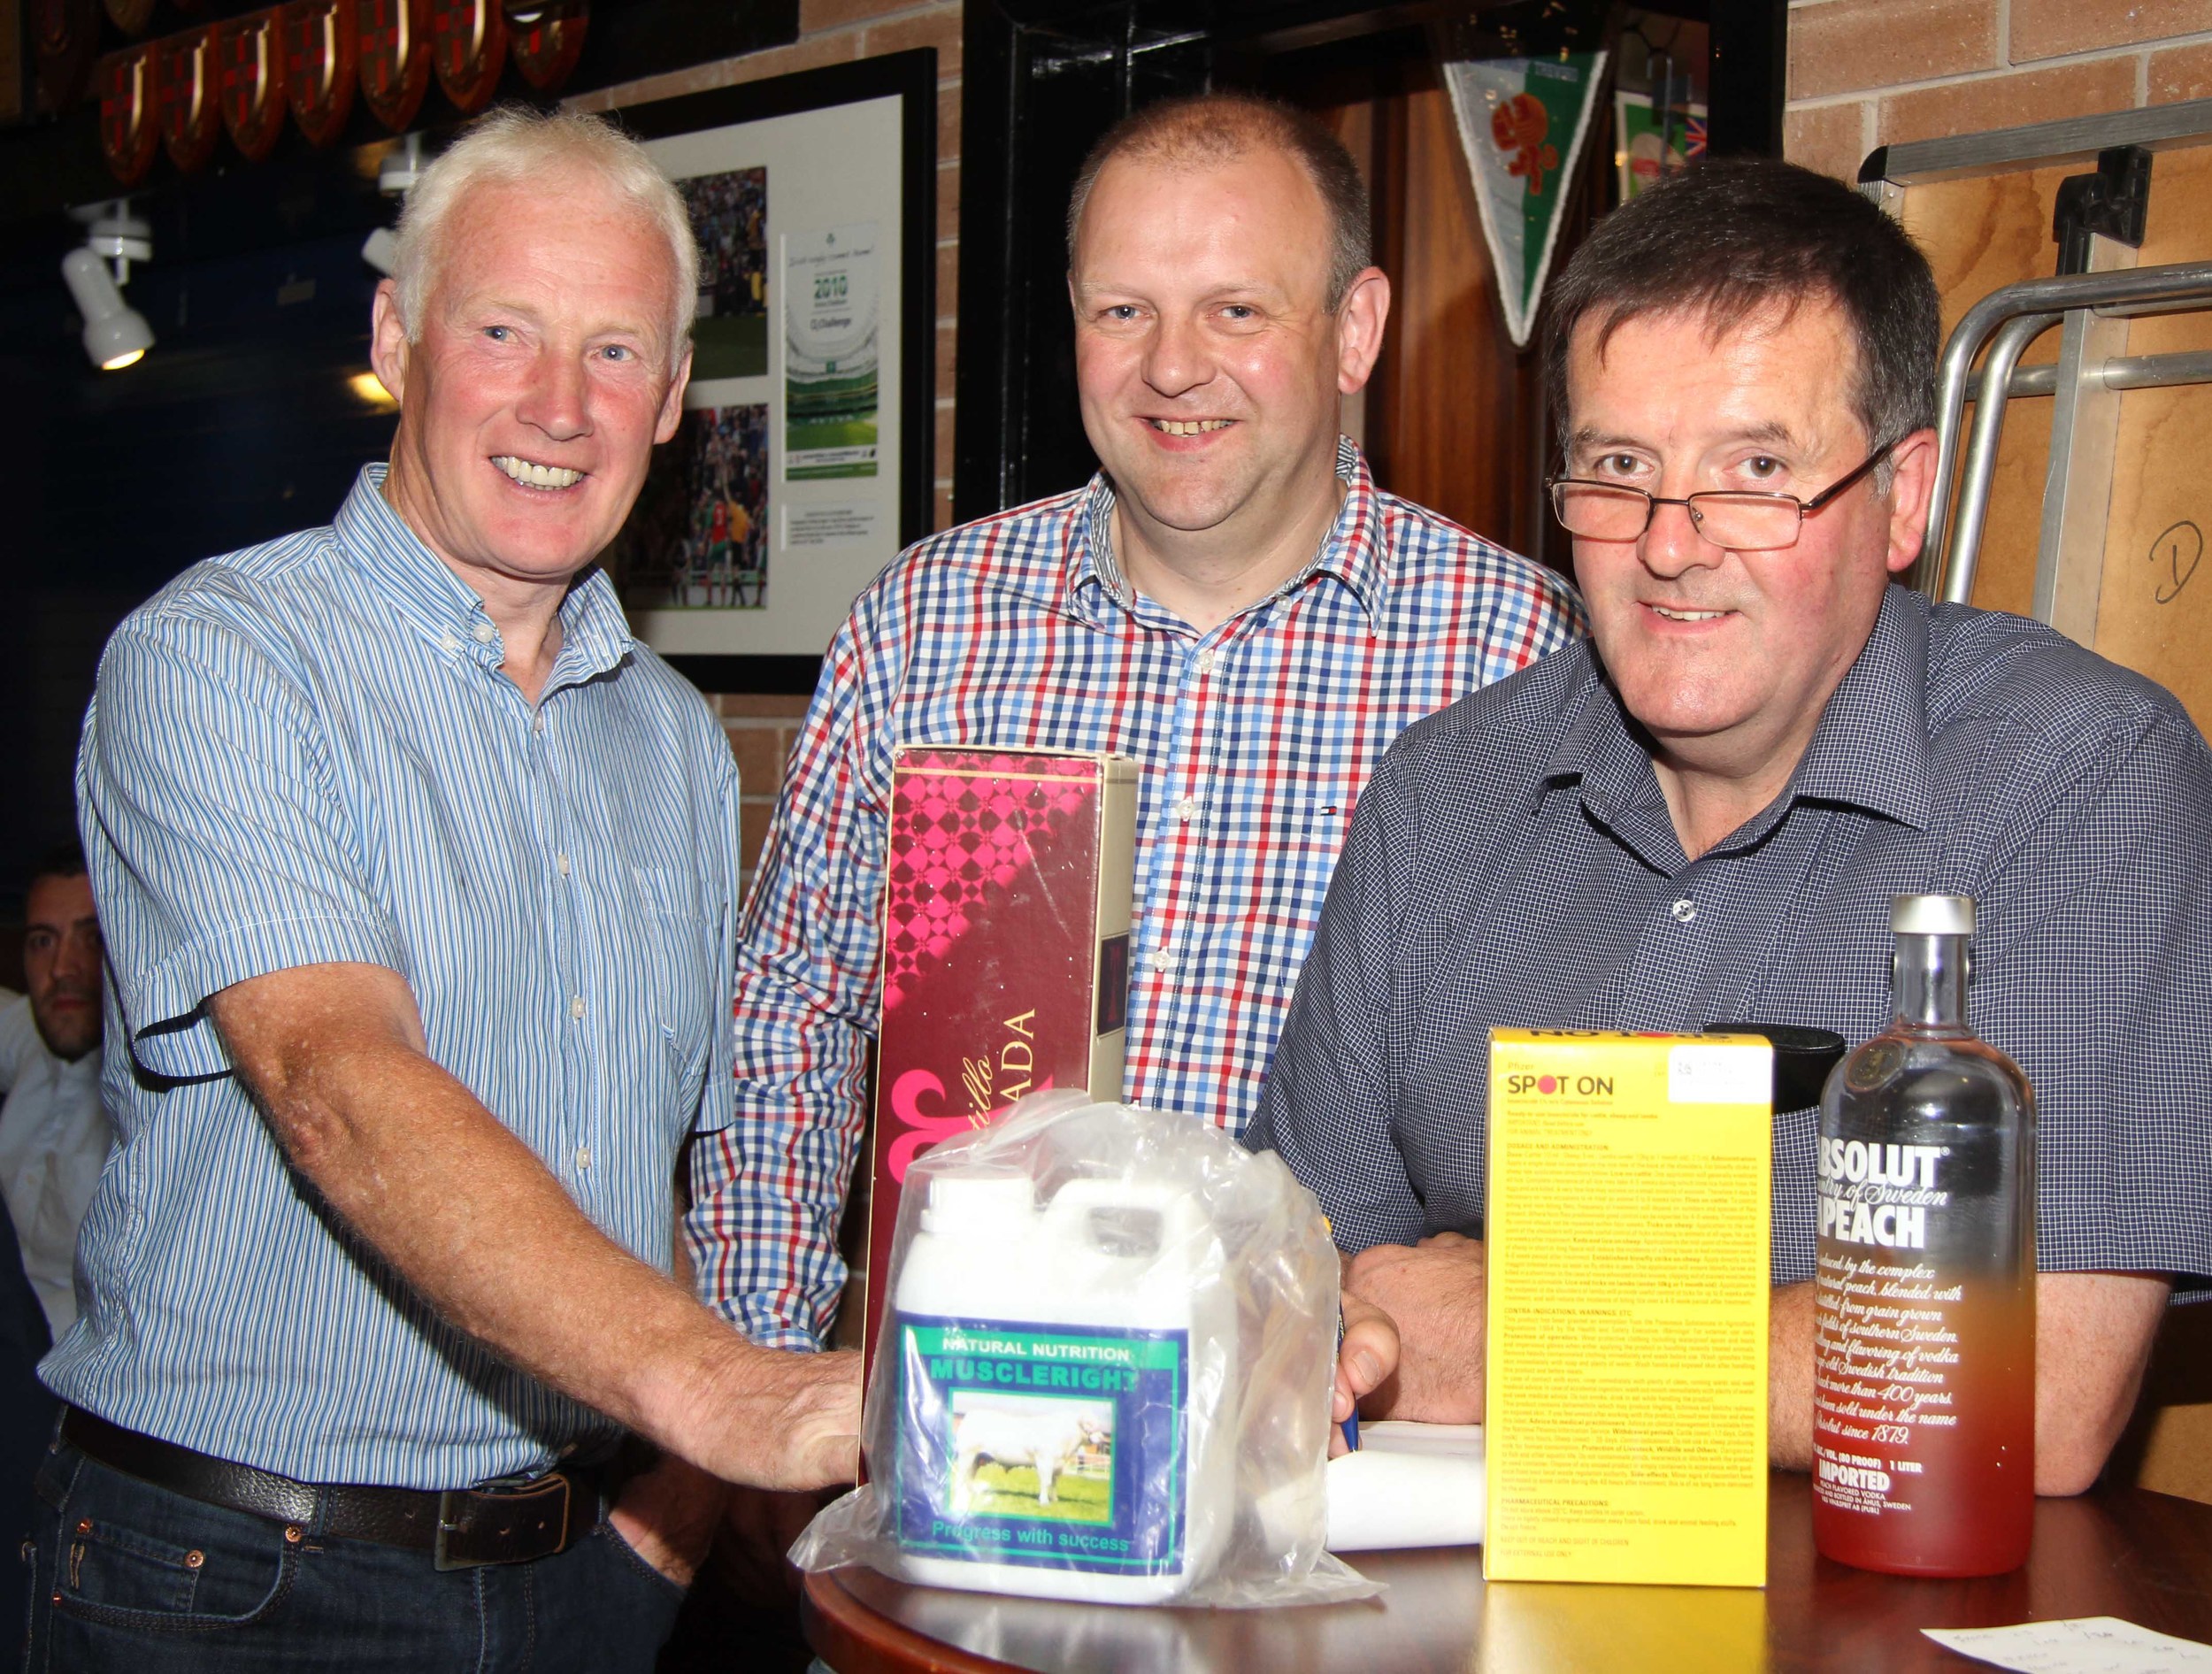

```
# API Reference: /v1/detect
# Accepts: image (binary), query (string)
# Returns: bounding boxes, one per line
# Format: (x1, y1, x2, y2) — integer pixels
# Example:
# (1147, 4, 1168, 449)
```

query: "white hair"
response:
(389, 106, 698, 372)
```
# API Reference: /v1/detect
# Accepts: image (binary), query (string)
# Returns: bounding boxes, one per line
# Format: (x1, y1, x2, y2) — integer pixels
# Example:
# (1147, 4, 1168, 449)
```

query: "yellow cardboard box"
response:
(1484, 1029, 1773, 1586)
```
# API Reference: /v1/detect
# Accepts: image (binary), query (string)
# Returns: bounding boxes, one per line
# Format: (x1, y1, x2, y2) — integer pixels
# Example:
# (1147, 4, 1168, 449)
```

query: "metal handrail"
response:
(1942, 311, 2061, 603)
(1968, 346, 2212, 402)
(1926, 260, 2212, 603)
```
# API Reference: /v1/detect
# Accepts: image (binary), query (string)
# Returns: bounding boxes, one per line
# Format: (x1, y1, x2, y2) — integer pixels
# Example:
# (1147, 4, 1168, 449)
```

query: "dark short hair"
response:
(1065, 92, 1372, 310)
(1543, 157, 1940, 472)
(28, 841, 87, 891)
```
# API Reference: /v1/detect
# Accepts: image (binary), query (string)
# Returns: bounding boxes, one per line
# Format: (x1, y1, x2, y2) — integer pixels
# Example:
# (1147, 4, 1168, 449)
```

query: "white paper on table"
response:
(1924, 1617, 2212, 1672)
(1324, 1421, 1486, 1552)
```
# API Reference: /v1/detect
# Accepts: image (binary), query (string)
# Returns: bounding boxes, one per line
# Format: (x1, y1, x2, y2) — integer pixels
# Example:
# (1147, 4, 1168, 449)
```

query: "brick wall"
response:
(572, 2, 964, 881)
(1784, 0, 2212, 181)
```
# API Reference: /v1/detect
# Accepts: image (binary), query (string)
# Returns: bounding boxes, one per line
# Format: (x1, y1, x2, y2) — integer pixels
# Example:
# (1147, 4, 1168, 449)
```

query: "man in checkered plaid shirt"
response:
(1252, 157, 2212, 1496)
(703, 91, 1586, 1508)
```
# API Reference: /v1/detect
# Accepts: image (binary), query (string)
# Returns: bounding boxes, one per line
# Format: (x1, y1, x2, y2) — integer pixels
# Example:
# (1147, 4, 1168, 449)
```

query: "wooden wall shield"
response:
(97, 44, 161, 185)
(283, 0, 357, 146)
(103, 0, 157, 35)
(429, 0, 504, 114)
(357, 0, 430, 132)
(156, 27, 223, 173)
(219, 10, 289, 161)
(508, 1, 586, 93)
(35, 0, 101, 111)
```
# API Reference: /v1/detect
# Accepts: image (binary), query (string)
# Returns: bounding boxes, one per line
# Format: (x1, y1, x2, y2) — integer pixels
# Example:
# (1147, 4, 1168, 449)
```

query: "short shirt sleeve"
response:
(77, 611, 405, 1081)
(1968, 699, 2212, 1294)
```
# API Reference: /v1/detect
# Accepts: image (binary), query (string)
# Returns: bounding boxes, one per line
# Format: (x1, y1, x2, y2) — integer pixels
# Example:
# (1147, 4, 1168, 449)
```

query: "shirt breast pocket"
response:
(632, 865, 715, 1099)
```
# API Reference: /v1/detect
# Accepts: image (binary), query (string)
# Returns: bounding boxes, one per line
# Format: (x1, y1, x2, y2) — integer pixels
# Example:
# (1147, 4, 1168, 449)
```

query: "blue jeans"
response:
(21, 1436, 687, 1671)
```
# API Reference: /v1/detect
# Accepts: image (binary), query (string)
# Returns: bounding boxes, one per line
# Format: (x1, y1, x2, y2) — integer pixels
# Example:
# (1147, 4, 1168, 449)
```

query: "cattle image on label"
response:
(945, 1393, 1115, 1524)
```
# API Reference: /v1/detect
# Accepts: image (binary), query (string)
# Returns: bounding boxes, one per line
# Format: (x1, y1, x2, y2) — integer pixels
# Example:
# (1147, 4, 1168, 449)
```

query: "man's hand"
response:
(1343, 1232, 1486, 1424)
(1331, 1291, 1397, 1456)
(674, 1342, 863, 1492)
(608, 1454, 731, 1588)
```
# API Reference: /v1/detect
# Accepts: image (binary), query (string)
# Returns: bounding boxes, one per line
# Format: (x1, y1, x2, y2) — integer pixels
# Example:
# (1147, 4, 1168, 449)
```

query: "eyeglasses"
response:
(1546, 440, 1897, 552)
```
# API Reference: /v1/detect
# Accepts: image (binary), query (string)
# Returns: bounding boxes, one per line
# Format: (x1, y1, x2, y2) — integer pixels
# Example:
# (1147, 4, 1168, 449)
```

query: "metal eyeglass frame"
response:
(1546, 438, 1899, 550)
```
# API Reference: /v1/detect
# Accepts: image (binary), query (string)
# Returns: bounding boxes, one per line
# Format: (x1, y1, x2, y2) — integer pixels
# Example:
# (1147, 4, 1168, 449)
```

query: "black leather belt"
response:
(61, 1408, 596, 1571)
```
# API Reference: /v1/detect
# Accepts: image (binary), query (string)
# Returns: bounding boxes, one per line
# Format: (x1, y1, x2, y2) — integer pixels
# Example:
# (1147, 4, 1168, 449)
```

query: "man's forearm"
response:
(1768, 1271, 2169, 1494)
(1342, 1233, 1487, 1424)
(685, 1097, 867, 1352)
(1769, 1280, 1816, 1471)
(211, 964, 857, 1489)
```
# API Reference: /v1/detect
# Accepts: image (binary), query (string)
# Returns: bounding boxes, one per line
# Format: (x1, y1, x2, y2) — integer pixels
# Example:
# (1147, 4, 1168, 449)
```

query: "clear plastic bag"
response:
(790, 1091, 1379, 1608)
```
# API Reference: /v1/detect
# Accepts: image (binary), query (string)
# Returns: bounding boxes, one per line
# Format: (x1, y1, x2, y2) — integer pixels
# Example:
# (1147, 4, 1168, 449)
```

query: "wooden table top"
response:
(802, 1473, 2212, 1673)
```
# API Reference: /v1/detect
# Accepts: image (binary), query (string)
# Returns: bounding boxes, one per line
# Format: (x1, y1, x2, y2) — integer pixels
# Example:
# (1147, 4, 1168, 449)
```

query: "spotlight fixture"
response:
(362, 134, 423, 276)
(378, 133, 426, 196)
(361, 227, 397, 277)
(62, 202, 155, 372)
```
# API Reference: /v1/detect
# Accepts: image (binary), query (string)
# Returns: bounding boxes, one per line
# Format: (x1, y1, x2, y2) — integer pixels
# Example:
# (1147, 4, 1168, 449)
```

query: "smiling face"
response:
(1069, 146, 1384, 575)
(1562, 298, 1933, 795)
(25, 871, 101, 1063)
(370, 170, 691, 601)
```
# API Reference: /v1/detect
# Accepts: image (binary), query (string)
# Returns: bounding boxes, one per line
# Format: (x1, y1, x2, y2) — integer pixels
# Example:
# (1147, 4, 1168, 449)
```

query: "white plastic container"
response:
(885, 1167, 1237, 1602)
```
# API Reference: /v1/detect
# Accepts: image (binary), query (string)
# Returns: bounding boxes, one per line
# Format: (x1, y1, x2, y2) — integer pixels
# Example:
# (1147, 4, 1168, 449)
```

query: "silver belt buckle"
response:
(433, 1474, 573, 1571)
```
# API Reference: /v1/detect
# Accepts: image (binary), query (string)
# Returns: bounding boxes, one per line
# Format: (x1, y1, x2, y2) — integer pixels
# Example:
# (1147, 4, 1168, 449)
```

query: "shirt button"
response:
(1176, 796, 1200, 822)
(533, 712, 546, 735)
(1148, 949, 1173, 972)
(472, 622, 496, 645)
(1192, 649, 1216, 675)
(569, 994, 586, 1019)
(556, 853, 571, 876)
(576, 1146, 592, 1171)
(440, 633, 461, 654)
(1671, 898, 1697, 924)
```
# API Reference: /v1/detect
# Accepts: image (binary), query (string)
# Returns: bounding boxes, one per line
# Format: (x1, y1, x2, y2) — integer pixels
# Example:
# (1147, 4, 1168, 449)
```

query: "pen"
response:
(1326, 1214, 1360, 1452)
(1334, 1308, 1361, 1452)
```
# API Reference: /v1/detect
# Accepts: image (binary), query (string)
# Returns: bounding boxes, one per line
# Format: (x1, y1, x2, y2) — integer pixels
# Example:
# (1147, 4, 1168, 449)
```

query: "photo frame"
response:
(605, 50, 937, 694)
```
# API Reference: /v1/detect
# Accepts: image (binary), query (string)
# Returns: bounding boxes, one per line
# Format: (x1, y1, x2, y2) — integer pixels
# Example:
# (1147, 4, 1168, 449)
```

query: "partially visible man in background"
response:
(0, 843, 108, 1340)
(0, 843, 84, 1540)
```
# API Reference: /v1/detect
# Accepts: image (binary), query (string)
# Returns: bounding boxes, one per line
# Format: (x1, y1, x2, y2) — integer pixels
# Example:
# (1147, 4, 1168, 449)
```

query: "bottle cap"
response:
(1892, 894, 1974, 935)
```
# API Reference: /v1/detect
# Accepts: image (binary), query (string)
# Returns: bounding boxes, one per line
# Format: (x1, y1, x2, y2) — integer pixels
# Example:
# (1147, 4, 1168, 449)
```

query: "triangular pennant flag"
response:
(1442, 50, 1609, 349)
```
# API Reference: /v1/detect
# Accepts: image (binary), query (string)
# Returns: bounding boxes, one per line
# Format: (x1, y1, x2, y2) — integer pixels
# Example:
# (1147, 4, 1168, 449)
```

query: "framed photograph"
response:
(604, 50, 937, 693)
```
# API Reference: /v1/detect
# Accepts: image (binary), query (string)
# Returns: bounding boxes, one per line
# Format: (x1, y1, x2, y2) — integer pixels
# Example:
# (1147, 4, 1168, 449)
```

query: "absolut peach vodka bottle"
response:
(1812, 895, 2036, 1576)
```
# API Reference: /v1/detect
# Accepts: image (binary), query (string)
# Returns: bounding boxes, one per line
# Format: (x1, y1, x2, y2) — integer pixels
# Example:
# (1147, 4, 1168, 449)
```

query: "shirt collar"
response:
(1786, 584, 1934, 830)
(1548, 583, 1937, 864)
(1065, 436, 1391, 626)
(333, 464, 634, 684)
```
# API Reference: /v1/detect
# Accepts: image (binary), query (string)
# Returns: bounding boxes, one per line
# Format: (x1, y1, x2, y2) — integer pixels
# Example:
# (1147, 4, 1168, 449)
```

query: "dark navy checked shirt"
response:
(1251, 586, 2212, 1297)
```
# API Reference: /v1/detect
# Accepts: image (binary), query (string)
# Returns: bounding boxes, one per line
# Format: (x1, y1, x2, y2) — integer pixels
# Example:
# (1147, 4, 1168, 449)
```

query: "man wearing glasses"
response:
(1254, 157, 2212, 1494)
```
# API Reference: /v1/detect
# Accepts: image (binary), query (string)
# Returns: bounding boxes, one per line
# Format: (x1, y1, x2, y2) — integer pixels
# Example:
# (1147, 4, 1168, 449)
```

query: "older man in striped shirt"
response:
(41, 110, 856, 1670)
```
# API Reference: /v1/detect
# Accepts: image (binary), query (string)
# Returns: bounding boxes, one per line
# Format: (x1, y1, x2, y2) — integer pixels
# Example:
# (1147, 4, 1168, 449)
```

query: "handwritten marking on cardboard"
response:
(2149, 520, 2202, 606)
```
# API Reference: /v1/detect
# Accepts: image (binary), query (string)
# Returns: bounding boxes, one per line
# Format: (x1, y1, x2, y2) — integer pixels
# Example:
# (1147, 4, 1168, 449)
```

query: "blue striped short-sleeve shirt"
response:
(60, 465, 741, 1488)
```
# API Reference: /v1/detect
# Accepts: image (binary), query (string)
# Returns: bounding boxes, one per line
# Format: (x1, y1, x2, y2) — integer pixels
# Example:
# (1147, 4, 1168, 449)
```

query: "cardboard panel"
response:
(1899, 145, 2212, 731)
(1900, 165, 2073, 623)
(2091, 147, 2212, 734)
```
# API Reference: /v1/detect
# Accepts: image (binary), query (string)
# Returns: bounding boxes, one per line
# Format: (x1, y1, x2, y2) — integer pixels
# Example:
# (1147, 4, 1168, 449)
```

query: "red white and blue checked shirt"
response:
(691, 439, 1586, 1348)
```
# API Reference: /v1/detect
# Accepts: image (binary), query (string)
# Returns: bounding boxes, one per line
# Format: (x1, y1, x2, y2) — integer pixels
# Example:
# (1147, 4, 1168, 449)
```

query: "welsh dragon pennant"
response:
(1441, 50, 1608, 348)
